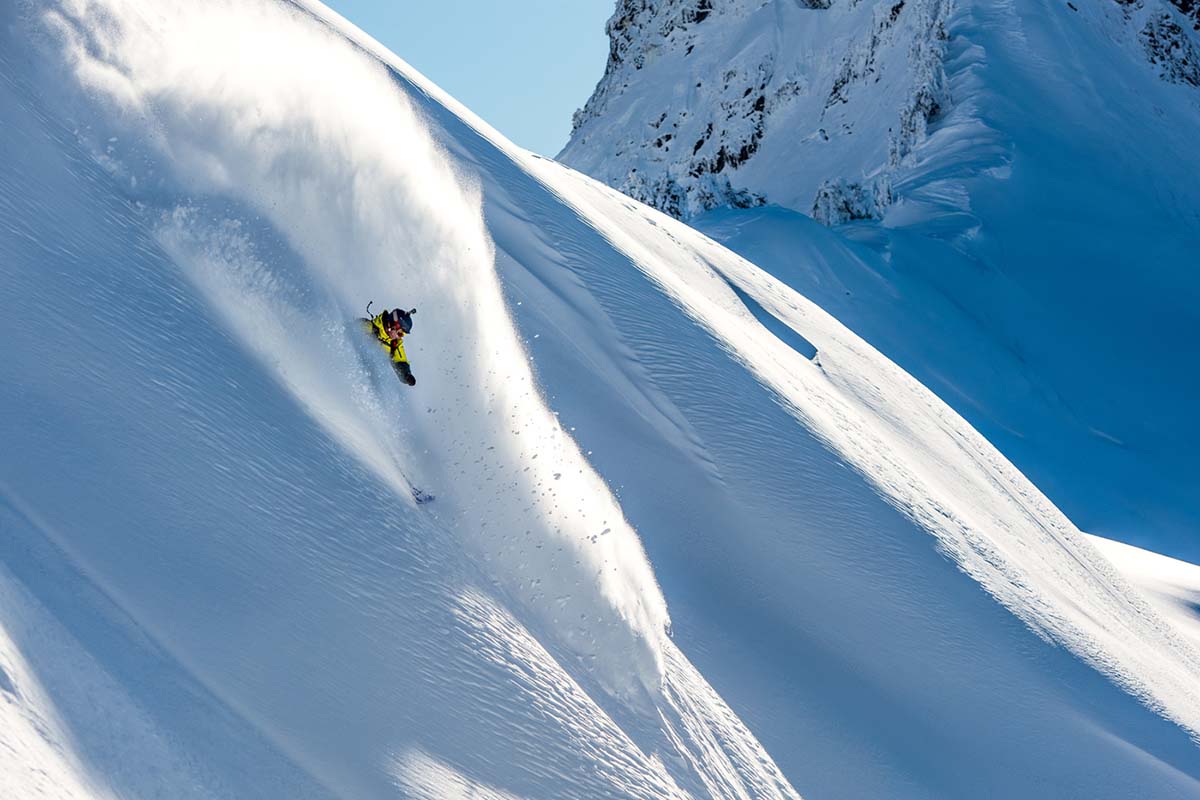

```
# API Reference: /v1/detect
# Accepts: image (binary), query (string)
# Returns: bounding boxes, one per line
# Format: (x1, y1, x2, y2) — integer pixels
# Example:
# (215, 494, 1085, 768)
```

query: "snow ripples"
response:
(42, 0, 668, 698)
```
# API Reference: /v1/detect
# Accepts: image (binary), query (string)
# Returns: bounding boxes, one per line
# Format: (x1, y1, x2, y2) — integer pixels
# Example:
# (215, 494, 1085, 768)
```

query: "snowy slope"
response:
(1092, 535, 1200, 654)
(562, 0, 1200, 567)
(2, 1, 1200, 799)
(2, 2, 794, 797)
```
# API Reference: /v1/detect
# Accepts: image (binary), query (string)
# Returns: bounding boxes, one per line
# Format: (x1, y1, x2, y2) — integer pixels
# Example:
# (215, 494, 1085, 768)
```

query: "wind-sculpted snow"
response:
(4, 0, 1200, 798)
(0, 0, 815, 797)
(0, 2, 804, 798)
(1092, 535, 1200, 654)
(42, 0, 669, 698)
(470, 152, 1200, 795)
(565, 0, 1200, 575)
(0, 556, 212, 799)
(529, 157, 1200, 734)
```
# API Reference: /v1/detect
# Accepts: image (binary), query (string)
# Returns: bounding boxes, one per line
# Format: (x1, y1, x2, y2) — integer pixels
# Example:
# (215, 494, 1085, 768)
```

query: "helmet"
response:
(390, 307, 415, 334)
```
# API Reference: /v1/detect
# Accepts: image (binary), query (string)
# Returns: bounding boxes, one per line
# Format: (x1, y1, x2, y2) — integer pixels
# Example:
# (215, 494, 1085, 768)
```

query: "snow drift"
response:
(561, 0, 1200, 571)
(1, 0, 1199, 798)
(43, 0, 669, 697)
(3, 1, 799, 797)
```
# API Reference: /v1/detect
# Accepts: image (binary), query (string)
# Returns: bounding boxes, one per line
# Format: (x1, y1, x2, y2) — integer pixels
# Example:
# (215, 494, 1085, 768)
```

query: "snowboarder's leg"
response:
(392, 359, 416, 386)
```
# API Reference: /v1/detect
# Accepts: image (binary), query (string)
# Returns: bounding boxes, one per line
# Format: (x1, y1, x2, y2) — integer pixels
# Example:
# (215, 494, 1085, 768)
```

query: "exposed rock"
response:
(1141, 13, 1200, 84)
(561, 0, 953, 222)
(1168, 0, 1200, 30)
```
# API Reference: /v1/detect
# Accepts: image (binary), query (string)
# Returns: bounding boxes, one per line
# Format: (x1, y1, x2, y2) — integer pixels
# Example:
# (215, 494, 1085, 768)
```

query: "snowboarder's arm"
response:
(389, 336, 408, 363)
(393, 359, 416, 386)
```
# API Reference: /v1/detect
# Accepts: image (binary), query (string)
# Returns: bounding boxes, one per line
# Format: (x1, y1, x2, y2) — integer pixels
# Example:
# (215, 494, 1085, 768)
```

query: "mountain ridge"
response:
(562, 0, 1200, 567)
(1, 1, 1199, 797)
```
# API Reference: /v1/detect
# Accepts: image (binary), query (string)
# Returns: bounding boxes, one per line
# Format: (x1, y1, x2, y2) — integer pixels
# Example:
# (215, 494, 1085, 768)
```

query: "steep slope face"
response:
(561, 0, 954, 220)
(3, 0, 1200, 799)
(0, 1, 797, 798)
(563, 0, 1200, 563)
(563, 0, 1200, 223)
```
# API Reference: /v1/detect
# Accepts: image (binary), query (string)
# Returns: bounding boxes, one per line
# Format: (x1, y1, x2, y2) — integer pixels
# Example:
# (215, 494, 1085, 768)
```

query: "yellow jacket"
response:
(367, 313, 408, 364)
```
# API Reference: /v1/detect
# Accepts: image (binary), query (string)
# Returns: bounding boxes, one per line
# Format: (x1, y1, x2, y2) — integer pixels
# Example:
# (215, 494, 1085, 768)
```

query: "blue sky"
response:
(323, 1, 614, 156)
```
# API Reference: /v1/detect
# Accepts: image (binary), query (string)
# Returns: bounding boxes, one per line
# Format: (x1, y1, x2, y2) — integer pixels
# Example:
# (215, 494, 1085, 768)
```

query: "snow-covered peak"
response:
(562, 0, 953, 220)
(4, 0, 1200, 797)
(565, 0, 1200, 569)
(562, 0, 1200, 222)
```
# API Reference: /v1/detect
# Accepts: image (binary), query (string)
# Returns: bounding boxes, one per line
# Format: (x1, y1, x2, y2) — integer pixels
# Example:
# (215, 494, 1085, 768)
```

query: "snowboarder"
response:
(362, 305, 417, 386)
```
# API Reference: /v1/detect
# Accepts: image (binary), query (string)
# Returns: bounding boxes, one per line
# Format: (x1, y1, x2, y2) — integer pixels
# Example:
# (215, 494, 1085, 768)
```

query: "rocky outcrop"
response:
(1141, 12, 1200, 85)
(1114, 0, 1200, 84)
(563, 0, 1196, 225)
(1168, 0, 1200, 30)
(561, 0, 954, 222)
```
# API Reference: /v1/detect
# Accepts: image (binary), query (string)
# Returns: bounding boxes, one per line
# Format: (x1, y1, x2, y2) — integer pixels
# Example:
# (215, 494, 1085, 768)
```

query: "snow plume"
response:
(41, 0, 668, 697)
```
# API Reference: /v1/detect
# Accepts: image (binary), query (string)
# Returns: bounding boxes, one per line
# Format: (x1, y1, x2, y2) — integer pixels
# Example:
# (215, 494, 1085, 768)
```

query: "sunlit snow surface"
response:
(0, 1, 1198, 798)
(1092, 535, 1200, 655)
(562, 0, 1200, 567)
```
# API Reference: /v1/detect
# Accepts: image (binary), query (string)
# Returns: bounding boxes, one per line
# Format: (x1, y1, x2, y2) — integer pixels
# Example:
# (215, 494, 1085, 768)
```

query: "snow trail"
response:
(41, 0, 668, 697)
